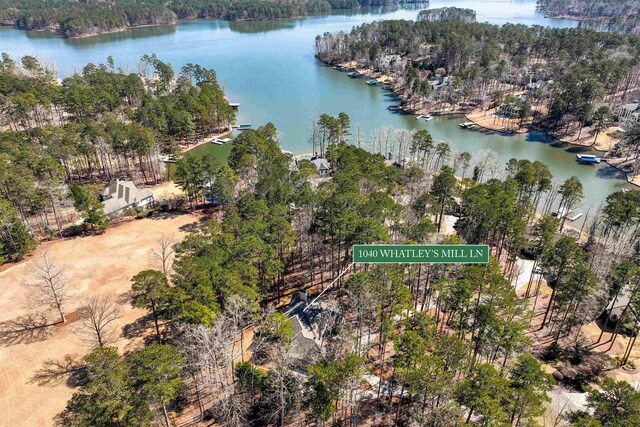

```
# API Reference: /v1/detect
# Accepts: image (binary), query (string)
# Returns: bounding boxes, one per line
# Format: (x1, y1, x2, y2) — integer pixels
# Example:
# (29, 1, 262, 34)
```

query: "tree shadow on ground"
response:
(0, 313, 57, 346)
(122, 314, 159, 346)
(116, 290, 132, 306)
(29, 354, 87, 388)
(178, 221, 201, 233)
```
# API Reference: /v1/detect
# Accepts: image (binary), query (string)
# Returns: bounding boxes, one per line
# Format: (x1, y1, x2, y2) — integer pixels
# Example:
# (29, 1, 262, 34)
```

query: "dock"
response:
(459, 121, 476, 129)
(160, 155, 182, 163)
(213, 137, 232, 145)
(238, 124, 252, 130)
(228, 102, 240, 109)
(567, 212, 583, 221)
(347, 71, 362, 78)
(576, 154, 601, 164)
(388, 105, 403, 111)
(366, 79, 379, 85)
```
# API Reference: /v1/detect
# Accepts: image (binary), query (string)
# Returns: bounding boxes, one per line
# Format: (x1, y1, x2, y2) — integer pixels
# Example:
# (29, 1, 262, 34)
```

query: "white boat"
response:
(459, 121, 475, 128)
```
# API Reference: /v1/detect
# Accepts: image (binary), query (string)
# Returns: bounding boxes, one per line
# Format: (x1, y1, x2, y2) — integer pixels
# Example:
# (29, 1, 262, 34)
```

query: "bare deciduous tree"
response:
(78, 296, 123, 347)
(152, 234, 177, 277)
(31, 251, 67, 323)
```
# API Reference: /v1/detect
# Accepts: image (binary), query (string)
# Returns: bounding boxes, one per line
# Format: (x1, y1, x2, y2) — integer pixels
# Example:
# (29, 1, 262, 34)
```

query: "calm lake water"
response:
(0, 1, 632, 216)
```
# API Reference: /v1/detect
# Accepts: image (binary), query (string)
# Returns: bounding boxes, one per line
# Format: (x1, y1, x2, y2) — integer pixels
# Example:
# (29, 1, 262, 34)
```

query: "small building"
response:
(101, 179, 154, 218)
(615, 101, 640, 127)
(311, 158, 331, 177)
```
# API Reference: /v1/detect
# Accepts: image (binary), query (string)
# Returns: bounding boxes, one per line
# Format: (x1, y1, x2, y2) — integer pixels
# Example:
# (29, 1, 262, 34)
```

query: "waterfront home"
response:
(429, 75, 453, 91)
(615, 101, 640, 127)
(101, 179, 154, 218)
(284, 290, 342, 371)
(311, 157, 331, 176)
(375, 54, 402, 72)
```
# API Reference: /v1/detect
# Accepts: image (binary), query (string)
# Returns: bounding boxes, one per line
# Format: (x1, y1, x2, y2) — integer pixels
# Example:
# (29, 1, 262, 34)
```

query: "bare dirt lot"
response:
(0, 212, 201, 427)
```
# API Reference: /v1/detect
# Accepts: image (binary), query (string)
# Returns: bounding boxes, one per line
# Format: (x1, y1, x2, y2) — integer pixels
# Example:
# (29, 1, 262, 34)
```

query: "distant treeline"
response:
(417, 6, 476, 23)
(316, 19, 640, 149)
(537, 0, 640, 34)
(0, 0, 424, 38)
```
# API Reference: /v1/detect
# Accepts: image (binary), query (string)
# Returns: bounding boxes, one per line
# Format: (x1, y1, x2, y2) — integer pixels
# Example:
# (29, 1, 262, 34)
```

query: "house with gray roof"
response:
(101, 179, 154, 218)
(311, 158, 331, 177)
(615, 101, 640, 127)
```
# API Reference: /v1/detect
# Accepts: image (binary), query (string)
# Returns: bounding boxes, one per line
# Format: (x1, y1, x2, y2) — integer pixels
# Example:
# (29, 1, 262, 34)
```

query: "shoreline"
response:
(322, 56, 639, 189)
(462, 112, 639, 188)
(178, 128, 233, 153)
(0, 5, 393, 39)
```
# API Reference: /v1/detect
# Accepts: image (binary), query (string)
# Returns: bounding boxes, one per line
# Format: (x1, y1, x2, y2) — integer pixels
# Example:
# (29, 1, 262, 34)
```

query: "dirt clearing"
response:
(0, 212, 201, 426)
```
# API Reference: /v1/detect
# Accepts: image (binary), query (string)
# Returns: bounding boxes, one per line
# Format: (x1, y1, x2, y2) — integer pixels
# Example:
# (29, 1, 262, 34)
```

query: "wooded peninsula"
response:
(2, 5, 640, 427)
(315, 18, 640, 181)
(537, 0, 640, 34)
(0, 0, 422, 38)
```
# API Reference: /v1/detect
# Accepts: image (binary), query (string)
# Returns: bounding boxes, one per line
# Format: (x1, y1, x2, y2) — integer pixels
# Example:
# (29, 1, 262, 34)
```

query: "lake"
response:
(0, 0, 632, 216)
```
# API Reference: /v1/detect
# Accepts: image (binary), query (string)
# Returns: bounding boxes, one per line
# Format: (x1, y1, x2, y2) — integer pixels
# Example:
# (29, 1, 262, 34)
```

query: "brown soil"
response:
(522, 283, 640, 384)
(0, 212, 201, 426)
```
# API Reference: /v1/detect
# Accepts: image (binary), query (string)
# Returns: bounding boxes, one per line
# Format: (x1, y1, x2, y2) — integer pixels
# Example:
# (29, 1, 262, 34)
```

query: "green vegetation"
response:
(417, 6, 476, 23)
(58, 344, 184, 426)
(0, 0, 421, 38)
(316, 19, 640, 169)
(538, 0, 640, 34)
(566, 377, 640, 426)
(47, 115, 639, 425)
(0, 55, 234, 260)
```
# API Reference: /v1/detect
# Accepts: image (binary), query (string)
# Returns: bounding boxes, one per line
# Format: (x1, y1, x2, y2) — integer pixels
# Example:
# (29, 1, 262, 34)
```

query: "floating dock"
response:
(366, 79, 379, 85)
(567, 212, 583, 221)
(388, 105, 403, 111)
(228, 102, 240, 109)
(576, 154, 601, 164)
(459, 121, 476, 128)
(160, 155, 181, 163)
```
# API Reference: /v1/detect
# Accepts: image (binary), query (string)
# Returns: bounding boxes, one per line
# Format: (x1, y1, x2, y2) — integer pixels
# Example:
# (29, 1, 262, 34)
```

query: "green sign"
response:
(352, 245, 489, 264)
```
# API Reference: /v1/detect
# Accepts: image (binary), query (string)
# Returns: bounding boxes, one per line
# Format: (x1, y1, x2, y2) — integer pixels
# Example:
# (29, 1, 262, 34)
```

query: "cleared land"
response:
(0, 212, 201, 426)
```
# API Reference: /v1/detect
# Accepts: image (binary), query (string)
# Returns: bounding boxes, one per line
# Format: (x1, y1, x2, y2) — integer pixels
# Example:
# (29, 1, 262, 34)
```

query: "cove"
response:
(0, 1, 632, 215)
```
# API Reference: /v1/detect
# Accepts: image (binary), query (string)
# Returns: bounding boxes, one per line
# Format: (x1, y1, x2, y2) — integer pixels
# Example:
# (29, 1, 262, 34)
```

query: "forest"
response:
(537, 0, 640, 34)
(315, 18, 640, 178)
(417, 7, 476, 23)
(0, 54, 234, 263)
(1, 53, 639, 421)
(32, 116, 640, 426)
(0, 0, 422, 37)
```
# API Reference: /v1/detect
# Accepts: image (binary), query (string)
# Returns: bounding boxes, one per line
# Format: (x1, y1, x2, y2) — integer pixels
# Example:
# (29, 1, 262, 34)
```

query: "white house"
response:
(311, 158, 331, 177)
(101, 179, 154, 218)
